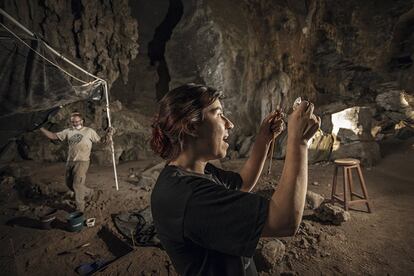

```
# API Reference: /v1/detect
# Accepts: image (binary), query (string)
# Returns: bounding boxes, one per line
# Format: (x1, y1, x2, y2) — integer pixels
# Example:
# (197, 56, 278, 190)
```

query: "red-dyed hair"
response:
(150, 83, 222, 160)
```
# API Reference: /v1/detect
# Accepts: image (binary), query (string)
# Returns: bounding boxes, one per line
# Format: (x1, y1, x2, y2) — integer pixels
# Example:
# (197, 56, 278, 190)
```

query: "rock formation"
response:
(1, 0, 413, 164)
(1, 0, 139, 86)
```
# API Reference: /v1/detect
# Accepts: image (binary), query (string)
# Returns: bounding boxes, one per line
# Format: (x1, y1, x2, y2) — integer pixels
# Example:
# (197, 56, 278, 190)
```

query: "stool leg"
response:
(331, 166, 338, 201)
(343, 167, 349, 211)
(348, 167, 354, 199)
(356, 165, 372, 213)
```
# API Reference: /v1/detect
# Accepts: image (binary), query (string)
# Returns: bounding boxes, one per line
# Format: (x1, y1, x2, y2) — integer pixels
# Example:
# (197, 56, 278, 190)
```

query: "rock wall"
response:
(165, 0, 414, 163)
(1, 0, 138, 86)
(110, 0, 171, 111)
(2, 0, 413, 164)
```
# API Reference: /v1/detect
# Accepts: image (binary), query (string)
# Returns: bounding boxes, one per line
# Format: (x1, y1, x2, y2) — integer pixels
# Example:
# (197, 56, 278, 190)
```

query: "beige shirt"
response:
(56, 127, 100, 161)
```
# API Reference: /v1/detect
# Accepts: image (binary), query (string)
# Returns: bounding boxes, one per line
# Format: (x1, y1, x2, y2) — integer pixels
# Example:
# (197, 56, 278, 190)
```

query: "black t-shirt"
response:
(151, 163, 269, 275)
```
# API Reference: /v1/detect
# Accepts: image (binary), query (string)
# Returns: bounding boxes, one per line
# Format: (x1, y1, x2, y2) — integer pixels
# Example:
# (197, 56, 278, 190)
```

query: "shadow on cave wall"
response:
(148, 0, 183, 101)
(111, 0, 183, 108)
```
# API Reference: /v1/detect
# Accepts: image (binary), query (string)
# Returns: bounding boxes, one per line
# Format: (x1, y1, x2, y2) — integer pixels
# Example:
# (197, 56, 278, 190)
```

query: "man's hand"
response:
(101, 126, 116, 145)
(33, 119, 46, 130)
(106, 126, 116, 136)
(32, 106, 62, 131)
(39, 127, 59, 140)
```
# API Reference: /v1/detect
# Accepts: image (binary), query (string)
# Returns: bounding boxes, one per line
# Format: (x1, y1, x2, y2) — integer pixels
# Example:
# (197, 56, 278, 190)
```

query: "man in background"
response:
(39, 112, 114, 212)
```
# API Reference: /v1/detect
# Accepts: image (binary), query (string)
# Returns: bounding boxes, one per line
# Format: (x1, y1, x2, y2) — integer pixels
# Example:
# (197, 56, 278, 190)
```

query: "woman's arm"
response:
(262, 102, 320, 237)
(239, 111, 284, 192)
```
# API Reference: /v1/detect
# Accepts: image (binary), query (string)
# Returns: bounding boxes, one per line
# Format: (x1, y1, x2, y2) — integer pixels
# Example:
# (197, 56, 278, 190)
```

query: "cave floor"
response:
(0, 138, 413, 275)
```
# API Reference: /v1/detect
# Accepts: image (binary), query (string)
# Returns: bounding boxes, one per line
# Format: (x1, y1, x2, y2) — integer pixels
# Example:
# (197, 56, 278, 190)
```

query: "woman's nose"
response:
(224, 116, 234, 129)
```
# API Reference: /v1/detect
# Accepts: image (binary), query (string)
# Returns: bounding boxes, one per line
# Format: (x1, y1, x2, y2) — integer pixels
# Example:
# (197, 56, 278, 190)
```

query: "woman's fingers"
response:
(270, 118, 285, 135)
(287, 98, 321, 141)
(304, 102, 314, 117)
(270, 123, 284, 132)
(296, 101, 313, 118)
(303, 115, 321, 140)
(263, 110, 284, 130)
(259, 110, 286, 143)
(295, 101, 310, 114)
(264, 110, 282, 122)
(303, 124, 318, 140)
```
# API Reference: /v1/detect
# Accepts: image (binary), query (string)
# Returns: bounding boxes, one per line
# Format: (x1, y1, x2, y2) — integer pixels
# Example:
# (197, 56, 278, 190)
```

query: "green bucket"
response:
(67, 211, 85, 232)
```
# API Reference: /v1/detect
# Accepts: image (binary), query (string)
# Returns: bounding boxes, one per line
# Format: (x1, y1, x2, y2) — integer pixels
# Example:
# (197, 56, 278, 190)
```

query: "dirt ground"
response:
(0, 137, 413, 275)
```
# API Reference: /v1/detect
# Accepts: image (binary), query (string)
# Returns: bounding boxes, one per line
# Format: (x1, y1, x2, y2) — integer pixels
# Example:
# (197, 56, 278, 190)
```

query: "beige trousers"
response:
(65, 161, 92, 212)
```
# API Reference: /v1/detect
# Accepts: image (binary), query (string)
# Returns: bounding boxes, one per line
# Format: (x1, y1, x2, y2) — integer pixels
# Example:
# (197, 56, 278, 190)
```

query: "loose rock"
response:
(256, 239, 286, 271)
(306, 191, 325, 210)
(314, 203, 351, 225)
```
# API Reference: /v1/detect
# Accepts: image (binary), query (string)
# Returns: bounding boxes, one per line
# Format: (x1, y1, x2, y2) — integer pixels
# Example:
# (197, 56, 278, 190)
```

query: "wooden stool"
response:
(331, 158, 372, 213)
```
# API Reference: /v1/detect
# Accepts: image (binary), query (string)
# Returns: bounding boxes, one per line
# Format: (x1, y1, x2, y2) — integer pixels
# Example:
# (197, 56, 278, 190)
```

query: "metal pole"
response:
(0, 8, 34, 36)
(104, 81, 119, 190)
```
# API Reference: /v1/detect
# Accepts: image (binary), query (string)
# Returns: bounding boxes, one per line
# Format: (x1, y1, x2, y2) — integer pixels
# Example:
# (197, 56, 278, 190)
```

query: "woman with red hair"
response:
(150, 83, 320, 275)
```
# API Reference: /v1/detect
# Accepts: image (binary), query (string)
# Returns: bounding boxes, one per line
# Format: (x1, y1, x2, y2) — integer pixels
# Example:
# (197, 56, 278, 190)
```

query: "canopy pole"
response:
(104, 81, 119, 190)
(0, 7, 119, 190)
(0, 8, 34, 36)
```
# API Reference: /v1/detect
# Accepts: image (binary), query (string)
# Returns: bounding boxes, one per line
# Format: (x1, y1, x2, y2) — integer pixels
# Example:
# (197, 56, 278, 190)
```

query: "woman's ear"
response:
(186, 123, 199, 137)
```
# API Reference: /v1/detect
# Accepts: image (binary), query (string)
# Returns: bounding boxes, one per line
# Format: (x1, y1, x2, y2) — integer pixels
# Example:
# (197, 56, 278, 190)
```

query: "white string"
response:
(0, 22, 89, 84)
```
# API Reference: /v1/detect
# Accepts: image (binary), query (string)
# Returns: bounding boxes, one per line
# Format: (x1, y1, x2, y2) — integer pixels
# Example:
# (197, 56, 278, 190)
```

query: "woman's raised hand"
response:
(288, 101, 320, 143)
(258, 110, 286, 145)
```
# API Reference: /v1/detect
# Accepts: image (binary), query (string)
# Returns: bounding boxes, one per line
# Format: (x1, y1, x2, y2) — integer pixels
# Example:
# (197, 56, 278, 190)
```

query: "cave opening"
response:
(147, 0, 183, 101)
